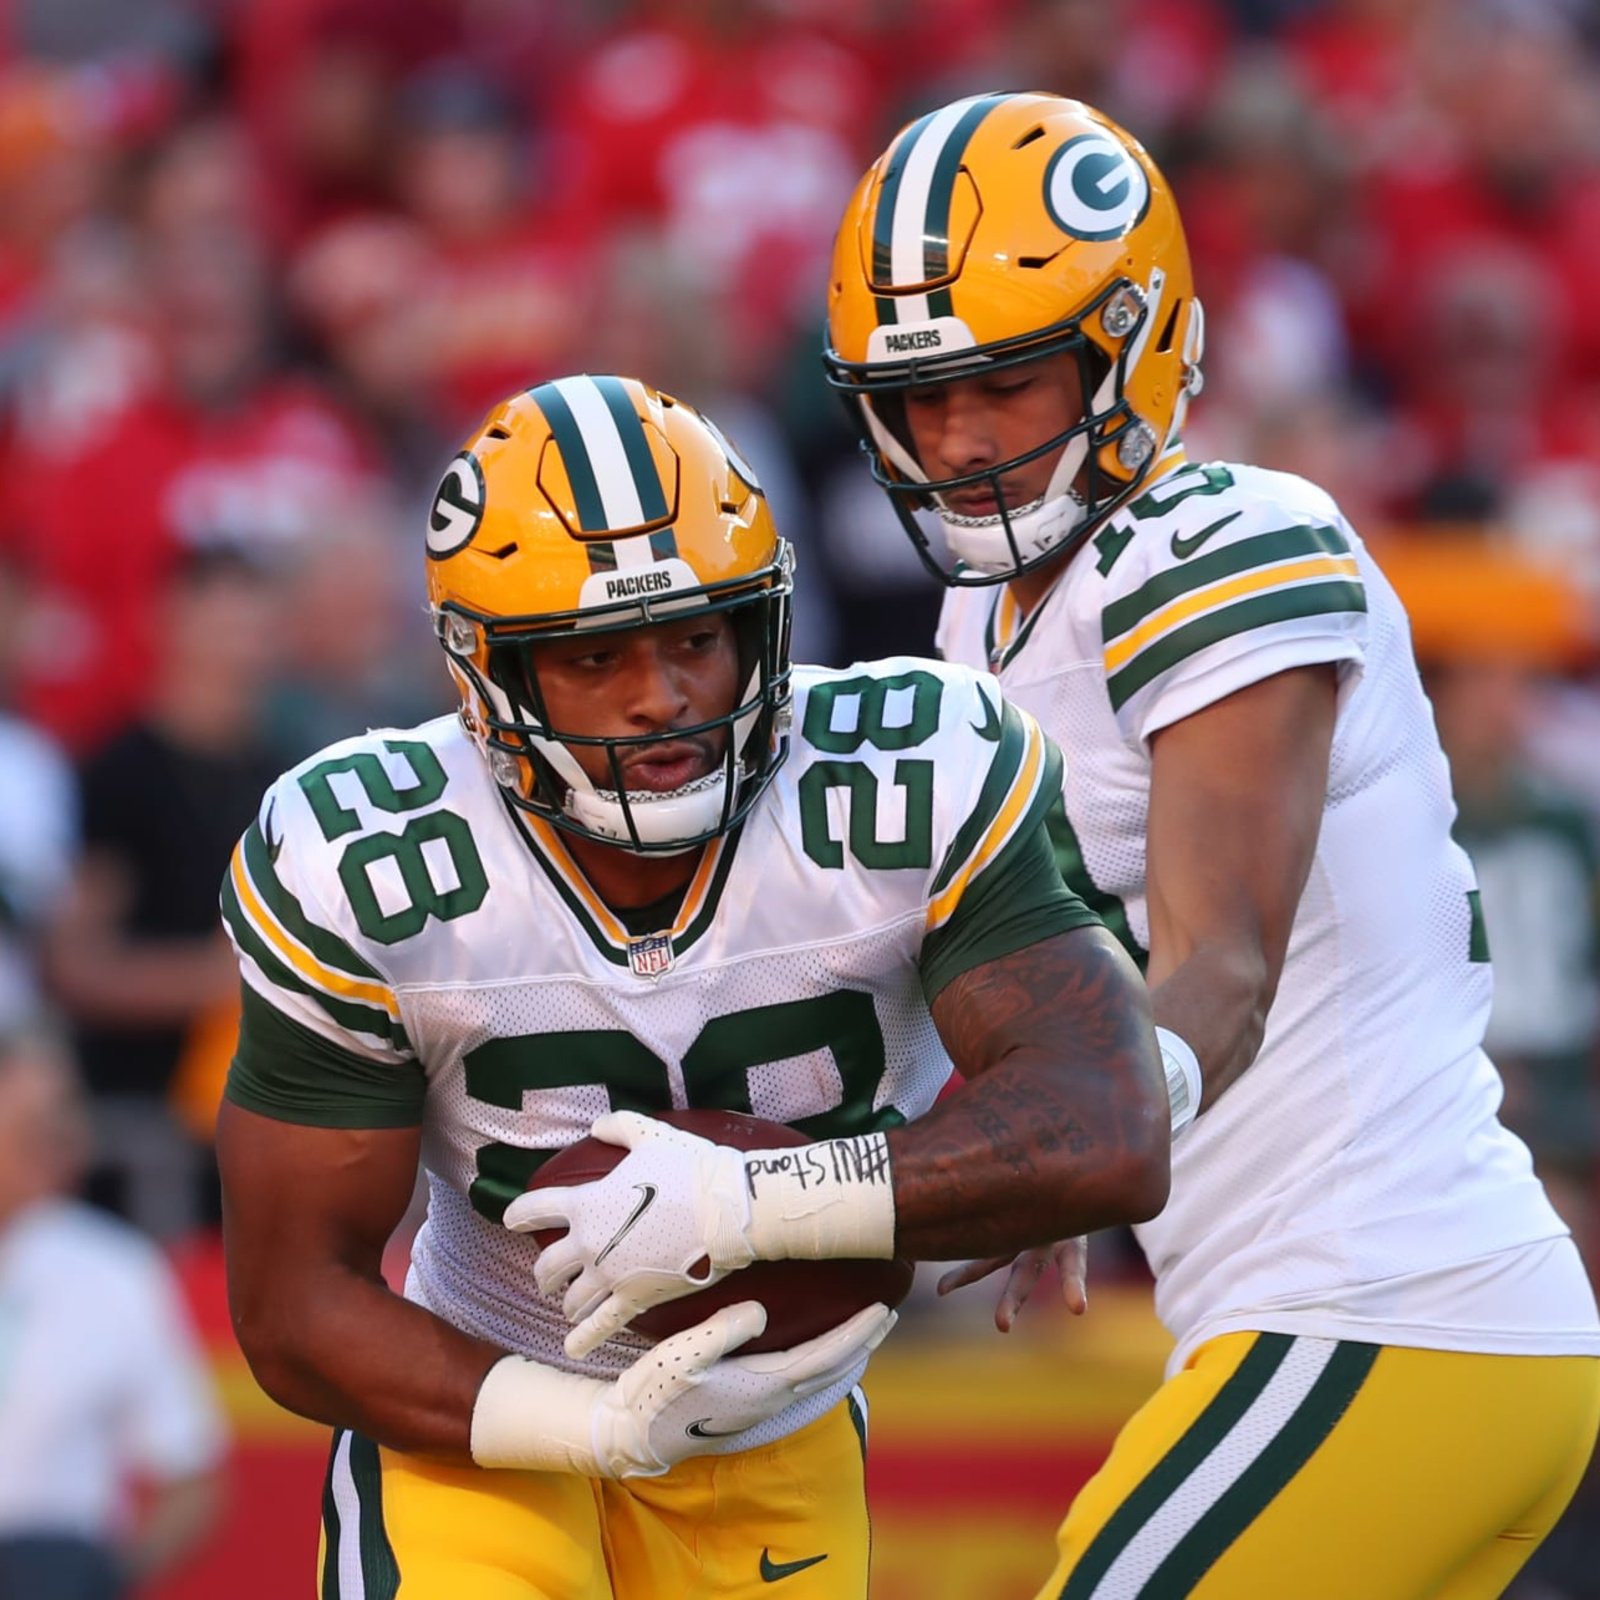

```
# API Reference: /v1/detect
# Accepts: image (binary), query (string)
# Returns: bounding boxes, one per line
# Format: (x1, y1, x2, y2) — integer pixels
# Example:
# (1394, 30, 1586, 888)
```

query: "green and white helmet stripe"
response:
(529, 375, 676, 558)
(870, 92, 1010, 323)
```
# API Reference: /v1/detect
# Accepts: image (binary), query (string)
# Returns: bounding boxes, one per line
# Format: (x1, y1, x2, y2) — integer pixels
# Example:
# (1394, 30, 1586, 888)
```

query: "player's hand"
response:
(503, 1111, 757, 1359)
(595, 1299, 898, 1479)
(935, 1236, 1089, 1332)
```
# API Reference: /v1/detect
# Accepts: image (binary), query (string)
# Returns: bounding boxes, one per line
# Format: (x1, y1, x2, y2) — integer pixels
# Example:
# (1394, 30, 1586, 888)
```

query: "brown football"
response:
(524, 1108, 915, 1354)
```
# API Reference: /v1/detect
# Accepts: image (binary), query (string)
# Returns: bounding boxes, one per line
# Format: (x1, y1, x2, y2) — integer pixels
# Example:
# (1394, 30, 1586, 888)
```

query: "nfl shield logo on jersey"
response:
(628, 934, 674, 979)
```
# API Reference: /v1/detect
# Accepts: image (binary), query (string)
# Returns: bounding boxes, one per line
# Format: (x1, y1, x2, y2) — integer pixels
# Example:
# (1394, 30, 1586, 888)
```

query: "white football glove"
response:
(505, 1111, 756, 1359)
(503, 1110, 897, 1361)
(470, 1298, 898, 1479)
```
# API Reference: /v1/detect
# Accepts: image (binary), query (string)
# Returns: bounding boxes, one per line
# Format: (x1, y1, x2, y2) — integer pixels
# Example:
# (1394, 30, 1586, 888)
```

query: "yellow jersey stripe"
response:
(926, 713, 1047, 931)
(229, 845, 400, 1018)
(1104, 555, 1360, 674)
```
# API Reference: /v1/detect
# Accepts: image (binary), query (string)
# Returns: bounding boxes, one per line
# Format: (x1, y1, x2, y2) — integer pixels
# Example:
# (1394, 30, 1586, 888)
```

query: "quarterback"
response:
(539, 95, 1600, 1596)
(214, 375, 1168, 1597)
(812, 92, 1600, 1597)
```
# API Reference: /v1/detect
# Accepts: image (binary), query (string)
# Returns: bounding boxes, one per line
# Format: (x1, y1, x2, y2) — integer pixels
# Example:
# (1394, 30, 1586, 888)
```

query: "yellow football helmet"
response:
(425, 376, 794, 852)
(824, 91, 1205, 584)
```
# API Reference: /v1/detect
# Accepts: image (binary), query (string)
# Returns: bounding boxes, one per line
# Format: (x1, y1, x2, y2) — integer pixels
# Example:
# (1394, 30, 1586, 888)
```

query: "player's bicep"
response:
(930, 921, 1153, 1083)
(216, 1100, 421, 1286)
(1145, 663, 1337, 990)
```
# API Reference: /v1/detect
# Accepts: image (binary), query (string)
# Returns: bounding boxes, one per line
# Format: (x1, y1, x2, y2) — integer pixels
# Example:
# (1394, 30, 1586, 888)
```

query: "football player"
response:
(538, 95, 1600, 1597)
(814, 92, 1600, 1597)
(215, 374, 1169, 1598)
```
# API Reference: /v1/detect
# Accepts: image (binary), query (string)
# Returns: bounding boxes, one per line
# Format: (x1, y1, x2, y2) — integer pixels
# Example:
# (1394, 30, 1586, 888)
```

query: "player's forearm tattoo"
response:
(901, 928, 1164, 1256)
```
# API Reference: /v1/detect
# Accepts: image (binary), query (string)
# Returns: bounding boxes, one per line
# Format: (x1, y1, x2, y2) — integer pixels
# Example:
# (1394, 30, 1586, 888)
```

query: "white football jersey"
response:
(222, 658, 1090, 1422)
(938, 460, 1599, 1368)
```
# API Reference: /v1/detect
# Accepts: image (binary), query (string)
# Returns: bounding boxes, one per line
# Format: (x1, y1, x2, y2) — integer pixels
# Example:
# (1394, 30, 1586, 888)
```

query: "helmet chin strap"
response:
(563, 769, 731, 856)
(517, 659, 769, 855)
(936, 436, 1091, 576)
(860, 360, 1108, 578)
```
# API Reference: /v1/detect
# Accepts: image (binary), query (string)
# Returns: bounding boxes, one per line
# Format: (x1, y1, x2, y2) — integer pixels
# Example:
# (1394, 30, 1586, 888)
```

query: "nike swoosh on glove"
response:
(600, 1299, 899, 1477)
(504, 1111, 757, 1360)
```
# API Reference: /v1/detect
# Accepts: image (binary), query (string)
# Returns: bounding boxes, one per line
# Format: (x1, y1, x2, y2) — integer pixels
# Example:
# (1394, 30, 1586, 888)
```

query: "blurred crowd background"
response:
(2, 0, 1600, 1594)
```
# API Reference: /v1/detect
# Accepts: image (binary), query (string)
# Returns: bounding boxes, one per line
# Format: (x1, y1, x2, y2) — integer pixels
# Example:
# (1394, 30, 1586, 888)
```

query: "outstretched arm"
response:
(1144, 663, 1338, 1112)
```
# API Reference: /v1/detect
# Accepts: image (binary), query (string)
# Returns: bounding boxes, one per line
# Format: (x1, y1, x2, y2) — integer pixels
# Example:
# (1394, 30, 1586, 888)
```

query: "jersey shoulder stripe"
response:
(222, 857, 410, 1052)
(239, 816, 382, 981)
(928, 699, 1057, 931)
(1103, 524, 1366, 712)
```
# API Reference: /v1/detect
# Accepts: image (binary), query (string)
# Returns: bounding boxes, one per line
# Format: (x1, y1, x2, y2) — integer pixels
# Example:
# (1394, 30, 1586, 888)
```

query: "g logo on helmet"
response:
(1043, 132, 1151, 242)
(428, 453, 486, 559)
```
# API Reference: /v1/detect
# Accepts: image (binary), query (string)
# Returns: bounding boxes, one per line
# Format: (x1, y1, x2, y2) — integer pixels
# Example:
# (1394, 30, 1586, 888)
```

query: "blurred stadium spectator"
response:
(1430, 653, 1600, 1273)
(0, 554, 76, 1030)
(40, 549, 289, 1242)
(0, 1019, 226, 1600)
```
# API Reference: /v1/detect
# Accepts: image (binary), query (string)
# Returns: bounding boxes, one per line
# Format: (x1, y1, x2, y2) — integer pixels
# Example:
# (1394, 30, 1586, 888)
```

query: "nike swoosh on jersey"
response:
(594, 1183, 658, 1266)
(761, 1549, 829, 1582)
(970, 688, 1003, 741)
(1170, 510, 1242, 559)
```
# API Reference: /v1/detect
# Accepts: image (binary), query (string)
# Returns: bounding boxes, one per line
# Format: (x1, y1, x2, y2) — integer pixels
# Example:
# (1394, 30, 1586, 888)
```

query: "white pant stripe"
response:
(1095, 1336, 1340, 1598)
(331, 1429, 366, 1599)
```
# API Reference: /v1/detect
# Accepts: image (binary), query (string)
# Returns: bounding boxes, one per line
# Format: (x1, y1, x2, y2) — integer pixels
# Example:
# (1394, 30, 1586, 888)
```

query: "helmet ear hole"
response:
(1156, 299, 1183, 355)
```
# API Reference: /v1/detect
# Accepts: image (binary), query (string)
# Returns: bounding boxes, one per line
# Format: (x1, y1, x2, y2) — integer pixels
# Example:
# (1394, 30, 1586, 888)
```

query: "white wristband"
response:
(1156, 1026, 1203, 1138)
(743, 1133, 897, 1261)
(470, 1355, 610, 1475)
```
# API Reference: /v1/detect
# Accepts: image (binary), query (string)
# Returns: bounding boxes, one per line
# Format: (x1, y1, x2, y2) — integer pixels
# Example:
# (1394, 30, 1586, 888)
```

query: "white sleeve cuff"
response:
(1156, 1026, 1203, 1138)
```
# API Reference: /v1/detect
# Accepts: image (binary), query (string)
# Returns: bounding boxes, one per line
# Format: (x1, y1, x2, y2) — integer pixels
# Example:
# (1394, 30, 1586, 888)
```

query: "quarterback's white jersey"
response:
(938, 460, 1600, 1370)
(221, 658, 1090, 1426)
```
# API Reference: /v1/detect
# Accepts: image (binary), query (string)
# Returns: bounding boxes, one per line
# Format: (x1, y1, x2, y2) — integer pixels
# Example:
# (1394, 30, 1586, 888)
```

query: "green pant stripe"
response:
(1148, 1341, 1381, 1595)
(320, 1429, 345, 1600)
(1059, 1334, 1294, 1600)
(349, 1433, 401, 1599)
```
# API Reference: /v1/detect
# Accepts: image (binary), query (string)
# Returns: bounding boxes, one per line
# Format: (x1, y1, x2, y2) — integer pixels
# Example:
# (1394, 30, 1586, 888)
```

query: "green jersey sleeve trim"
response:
(225, 983, 427, 1129)
(930, 697, 1066, 924)
(1103, 523, 1353, 639)
(221, 867, 412, 1052)
(919, 817, 1101, 1003)
(1107, 579, 1367, 711)
(242, 818, 383, 980)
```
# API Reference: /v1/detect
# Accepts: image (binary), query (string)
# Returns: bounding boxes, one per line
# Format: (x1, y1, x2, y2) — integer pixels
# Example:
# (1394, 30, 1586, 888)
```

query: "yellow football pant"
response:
(316, 1394, 869, 1599)
(1036, 1333, 1600, 1599)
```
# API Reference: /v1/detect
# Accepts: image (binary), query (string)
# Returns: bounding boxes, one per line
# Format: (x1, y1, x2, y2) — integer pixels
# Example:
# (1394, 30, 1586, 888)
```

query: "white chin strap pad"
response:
(517, 657, 766, 853)
(564, 769, 730, 854)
